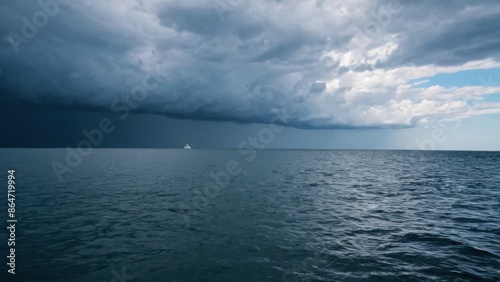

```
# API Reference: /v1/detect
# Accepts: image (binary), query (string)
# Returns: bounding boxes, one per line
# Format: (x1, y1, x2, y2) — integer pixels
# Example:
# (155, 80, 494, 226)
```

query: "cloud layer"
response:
(1, 0, 500, 129)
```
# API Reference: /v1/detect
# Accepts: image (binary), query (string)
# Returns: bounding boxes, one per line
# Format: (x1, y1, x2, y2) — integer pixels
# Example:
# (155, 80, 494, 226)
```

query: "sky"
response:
(1, 0, 500, 150)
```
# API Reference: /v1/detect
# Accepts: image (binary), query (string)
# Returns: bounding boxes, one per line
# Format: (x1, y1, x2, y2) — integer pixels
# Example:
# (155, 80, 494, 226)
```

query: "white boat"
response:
(184, 144, 192, 149)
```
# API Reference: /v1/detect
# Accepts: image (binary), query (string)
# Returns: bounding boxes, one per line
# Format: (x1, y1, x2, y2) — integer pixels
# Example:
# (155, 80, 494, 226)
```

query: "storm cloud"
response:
(1, 0, 500, 129)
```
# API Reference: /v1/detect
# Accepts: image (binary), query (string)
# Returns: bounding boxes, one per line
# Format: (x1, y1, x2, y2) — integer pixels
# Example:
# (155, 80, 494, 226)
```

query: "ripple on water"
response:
(0, 149, 499, 281)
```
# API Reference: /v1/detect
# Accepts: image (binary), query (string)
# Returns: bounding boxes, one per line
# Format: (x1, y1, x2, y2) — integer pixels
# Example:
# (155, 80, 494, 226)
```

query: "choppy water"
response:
(1, 149, 499, 281)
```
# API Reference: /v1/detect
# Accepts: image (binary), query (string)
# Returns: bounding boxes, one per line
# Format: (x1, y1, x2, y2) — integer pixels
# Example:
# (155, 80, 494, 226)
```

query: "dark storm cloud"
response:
(158, 5, 226, 36)
(383, 0, 500, 67)
(1, 0, 500, 129)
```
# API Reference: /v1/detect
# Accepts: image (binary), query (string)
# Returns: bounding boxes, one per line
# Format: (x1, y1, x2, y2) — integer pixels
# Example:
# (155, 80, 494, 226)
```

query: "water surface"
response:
(1, 149, 499, 281)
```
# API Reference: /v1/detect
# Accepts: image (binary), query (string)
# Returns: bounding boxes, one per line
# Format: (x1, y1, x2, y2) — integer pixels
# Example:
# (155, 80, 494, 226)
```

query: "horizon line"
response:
(1, 148, 499, 152)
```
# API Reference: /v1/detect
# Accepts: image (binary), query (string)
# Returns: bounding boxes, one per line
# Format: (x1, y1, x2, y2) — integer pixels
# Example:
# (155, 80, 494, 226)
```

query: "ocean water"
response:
(0, 149, 499, 281)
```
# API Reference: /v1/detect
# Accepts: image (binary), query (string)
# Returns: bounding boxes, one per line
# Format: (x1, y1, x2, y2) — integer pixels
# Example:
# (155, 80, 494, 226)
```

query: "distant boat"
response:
(184, 144, 192, 149)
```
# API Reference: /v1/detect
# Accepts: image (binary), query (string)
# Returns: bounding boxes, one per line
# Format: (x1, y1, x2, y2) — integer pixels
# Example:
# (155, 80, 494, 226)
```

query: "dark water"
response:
(1, 149, 499, 281)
